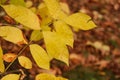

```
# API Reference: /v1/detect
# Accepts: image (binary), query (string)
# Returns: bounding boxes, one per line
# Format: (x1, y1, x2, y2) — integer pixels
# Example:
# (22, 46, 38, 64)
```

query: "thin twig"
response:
(5, 41, 32, 72)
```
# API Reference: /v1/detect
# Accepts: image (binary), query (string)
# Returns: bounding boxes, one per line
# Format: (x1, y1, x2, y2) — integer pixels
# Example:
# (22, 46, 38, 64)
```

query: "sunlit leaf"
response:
(37, 4, 52, 26)
(43, 0, 67, 20)
(93, 41, 103, 49)
(56, 77, 68, 80)
(10, 0, 25, 6)
(43, 31, 69, 65)
(0, 46, 5, 72)
(30, 44, 50, 69)
(41, 25, 51, 31)
(35, 73, 68, 80)
(37, 3, 49, 18)
(3, 53, 17, 63)
(2, 5, 40, 30)
(25, 0, 33, 8)
(0, 26, 27, 44)
(30, 7, 37, 13)
(64, 12, 96, 30)
(54, 21, 73, 47)
(35, 73, 55, 80)
(60, 2, 70, 14)
(30, 30, 43, 41)
(18, 56, 32, 69)
(101, 45, 110, 52)
(1, 74, 20, 80)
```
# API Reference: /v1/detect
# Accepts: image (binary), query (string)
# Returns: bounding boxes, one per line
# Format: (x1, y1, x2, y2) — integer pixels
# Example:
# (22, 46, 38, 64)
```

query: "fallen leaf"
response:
(96, 60, 109, 70)
(93, 41, 103, 49)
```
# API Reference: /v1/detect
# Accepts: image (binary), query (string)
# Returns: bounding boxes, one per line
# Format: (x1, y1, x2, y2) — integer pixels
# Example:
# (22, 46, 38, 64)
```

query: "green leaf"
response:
(30, 44, 50, 69)
(30, 30, 43, 41)
(10, 0, 25, 6)
(64, 12, 96, 30)
(54, 21, 73, 47)
(0, 46, 5, 72)
(43, 0, 67, 20)
(2, 5, 40, 30)
(1, 74, 20, 80)
(35, 73, 55, 80)
(18, 56, 32, 69)
(43, 31, 69, 65)
(0, 26, 27, 44)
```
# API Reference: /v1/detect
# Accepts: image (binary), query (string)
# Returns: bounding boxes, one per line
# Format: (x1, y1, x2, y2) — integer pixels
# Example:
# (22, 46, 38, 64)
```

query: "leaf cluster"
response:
(0, 0, 96, 79)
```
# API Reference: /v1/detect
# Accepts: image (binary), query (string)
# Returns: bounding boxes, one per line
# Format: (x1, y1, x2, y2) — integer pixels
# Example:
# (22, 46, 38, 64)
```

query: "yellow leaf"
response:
(10, 0, 25, 6)
(2, 5, 40, 30)
(30, 30, 43, 41)
(43, 0, 67, 20)
(43, 31, 69, 65)
(37, 3, 52, 26)
(35, 73, 55, 80)
(35, 73, 68, 80)
(1, 74, 20, 80)
(0, 46, 5, 72)
(30, 44, 50, 69)
(56, 77, 68, 80)
(54, 21, 73, 47)
(0, 26, 27, 44)
(41, 25, 51, 31)
(37, 3, 50, 19)
(60, 2, 70, 14)
(18, 56, 32, 69)
(64, 12, 96, 30)
(25, 0, 33, 8)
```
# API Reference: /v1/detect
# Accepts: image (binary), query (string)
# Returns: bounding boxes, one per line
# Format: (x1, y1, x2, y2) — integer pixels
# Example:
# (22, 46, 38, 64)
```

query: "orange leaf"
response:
(3, 53, 17, 62)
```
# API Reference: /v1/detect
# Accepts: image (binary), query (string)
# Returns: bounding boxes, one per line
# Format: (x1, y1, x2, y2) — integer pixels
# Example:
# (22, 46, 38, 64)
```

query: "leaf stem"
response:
(5, 41, 32, 72)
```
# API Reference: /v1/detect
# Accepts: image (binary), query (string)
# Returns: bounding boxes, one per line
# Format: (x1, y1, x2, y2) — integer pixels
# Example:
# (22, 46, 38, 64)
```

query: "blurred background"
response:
(1, 0, 120, 80)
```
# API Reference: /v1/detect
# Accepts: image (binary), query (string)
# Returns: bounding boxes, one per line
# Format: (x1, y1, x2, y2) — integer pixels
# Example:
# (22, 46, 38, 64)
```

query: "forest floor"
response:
(1, 0, 120, 80)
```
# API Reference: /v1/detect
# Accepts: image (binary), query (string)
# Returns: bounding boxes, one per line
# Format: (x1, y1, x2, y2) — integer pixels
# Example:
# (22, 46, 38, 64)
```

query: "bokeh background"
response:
(1, 0, 120, 80)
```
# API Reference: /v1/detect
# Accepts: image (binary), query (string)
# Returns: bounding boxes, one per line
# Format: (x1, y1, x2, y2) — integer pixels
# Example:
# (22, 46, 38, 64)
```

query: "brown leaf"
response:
(112, 48, 120, 56)
(95, 60, 109, 70)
